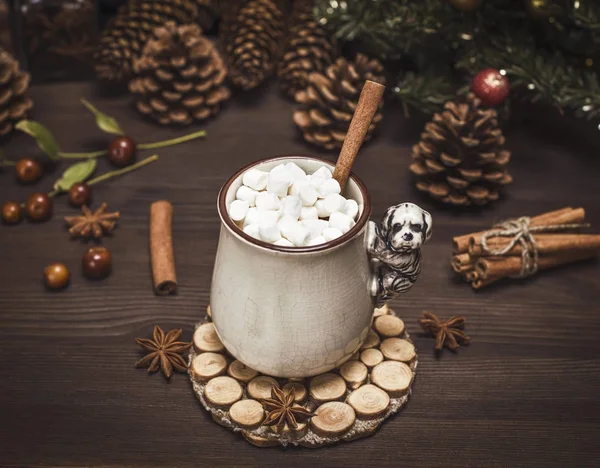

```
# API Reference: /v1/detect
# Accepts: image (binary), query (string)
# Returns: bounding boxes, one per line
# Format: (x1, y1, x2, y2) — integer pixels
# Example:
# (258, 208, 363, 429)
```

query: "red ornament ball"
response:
(471, 68, 510, 107)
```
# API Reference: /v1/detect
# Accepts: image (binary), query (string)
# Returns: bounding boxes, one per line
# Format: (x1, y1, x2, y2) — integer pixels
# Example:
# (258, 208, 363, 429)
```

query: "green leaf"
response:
(53, 159, 98, 193)
(15, 120, 61, 161)
(81, 99, 124, 136)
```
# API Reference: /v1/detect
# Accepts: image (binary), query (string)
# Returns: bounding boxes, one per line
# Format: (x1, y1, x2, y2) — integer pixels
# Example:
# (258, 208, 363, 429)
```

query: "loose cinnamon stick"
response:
(469, 234, 600, 257)
(150, 200, 177, 295)
(451, 253, 475, 273)
(452, 207, 585, 254)
(333, 80, 385, 192)
(473, 250, 597, 289)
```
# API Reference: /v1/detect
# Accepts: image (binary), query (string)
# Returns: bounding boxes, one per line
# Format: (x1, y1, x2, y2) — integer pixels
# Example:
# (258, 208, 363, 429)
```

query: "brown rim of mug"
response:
(217, 155, 372, 253)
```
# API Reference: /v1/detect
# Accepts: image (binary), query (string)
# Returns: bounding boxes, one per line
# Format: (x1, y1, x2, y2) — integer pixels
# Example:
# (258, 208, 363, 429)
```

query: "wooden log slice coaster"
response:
(228, 360, 259, 382)
(229, 399, 264, 429)
(339, 361, 368, 389)
(346, 384, 390, 419)
(311, 402, 356, 437)
(247, 376, 279, 400)
(189, 306, 417, 448)
(380, 338, 416, 362)
(371, 361, 413, 397)
(282, 382, 307, 402)
(193, 323, 225, 353)
(309, 373, 347, 402)
(374, 315, 405, 338)
(190, 352, 227, 381)
(204, 376, 242, 407)
(360, 348, 384, 367)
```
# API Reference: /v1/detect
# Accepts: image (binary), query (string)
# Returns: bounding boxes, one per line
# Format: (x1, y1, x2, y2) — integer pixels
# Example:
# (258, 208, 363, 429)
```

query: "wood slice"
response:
(360, 329, 380, 350)
(349, 351, 360, 361)
(339, 361, 368, 389)
(227, 360, 259, 383)
(204, 376, 243, 407)
(190, 352, 227, 381)
(247, 376, 279, 400)
(346, 384, 390, 419)
(229, 399, 264, 429)
(242, 431, 279, 447)
(373, 304, 389, 317)
(371, 361, 413, 397)
(269, 422, 308, 438)
(311, 402, 356, 437)
(193, 323, 225, 353)
(282, 381, 307, 402)
(309, 373, 347, 402)
(380, 338, 416, 362)
(374, 315, 405, 338)
(360, 348, 384, 367)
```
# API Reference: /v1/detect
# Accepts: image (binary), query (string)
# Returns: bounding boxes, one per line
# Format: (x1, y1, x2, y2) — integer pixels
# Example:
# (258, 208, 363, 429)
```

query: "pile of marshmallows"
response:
(228, 162, 360, 247)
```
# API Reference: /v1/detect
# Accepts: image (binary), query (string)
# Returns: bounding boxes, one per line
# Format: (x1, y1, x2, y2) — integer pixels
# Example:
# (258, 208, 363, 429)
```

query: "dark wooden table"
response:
(1, 82, 599, 468)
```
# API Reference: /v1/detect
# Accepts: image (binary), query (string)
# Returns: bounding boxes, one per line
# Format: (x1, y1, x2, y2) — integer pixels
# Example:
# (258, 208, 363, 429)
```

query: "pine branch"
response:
(392, 72, 455, 117)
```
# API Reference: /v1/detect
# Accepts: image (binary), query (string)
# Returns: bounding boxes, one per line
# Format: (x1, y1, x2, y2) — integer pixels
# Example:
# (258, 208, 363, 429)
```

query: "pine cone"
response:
(0, 48, 33, 138)
(293, 54, 385, 150)
(94, 0, 200, 82)
(129, 22, 230, 126)
(277, 19, 337, 100)
(410, 93, 512, 206)
(222, 0, 284, 90)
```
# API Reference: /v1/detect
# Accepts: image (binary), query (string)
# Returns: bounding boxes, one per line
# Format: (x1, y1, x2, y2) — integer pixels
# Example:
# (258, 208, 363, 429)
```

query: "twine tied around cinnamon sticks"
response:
(480, 216, 591, 278)
(452, 207, 599, 289)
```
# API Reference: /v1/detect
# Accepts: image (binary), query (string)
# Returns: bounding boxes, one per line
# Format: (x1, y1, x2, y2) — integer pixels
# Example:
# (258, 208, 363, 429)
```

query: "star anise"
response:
(418, 311, 471, 352)
(261, 386, 315, 429)
(135, 326, 191, 378)
(64, 203, 120, 239)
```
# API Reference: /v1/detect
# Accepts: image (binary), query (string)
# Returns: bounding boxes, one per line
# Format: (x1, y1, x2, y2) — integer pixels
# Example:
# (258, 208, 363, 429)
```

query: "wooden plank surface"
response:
(0, 82, 599, 468)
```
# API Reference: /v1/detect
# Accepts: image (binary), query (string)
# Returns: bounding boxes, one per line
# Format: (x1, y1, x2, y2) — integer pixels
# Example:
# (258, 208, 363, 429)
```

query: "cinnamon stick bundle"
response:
(450, 207, 597, 290)
(150, 200, 177, 295)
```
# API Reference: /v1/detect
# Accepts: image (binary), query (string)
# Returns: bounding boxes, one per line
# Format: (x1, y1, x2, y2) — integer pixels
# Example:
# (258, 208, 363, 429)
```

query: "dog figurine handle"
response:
(366, 202, 432, 306)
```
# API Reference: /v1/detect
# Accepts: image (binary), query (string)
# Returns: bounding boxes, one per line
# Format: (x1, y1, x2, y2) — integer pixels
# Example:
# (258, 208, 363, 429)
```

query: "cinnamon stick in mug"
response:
(452, 207, 586, 254)
(150, 200, 177, 295)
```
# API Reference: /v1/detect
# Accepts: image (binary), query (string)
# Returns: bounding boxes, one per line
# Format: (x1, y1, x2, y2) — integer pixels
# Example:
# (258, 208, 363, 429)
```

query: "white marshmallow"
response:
(285, 224, 310, 246)
(243, 207, 260, 227)
(299, 185, 318, 207)
(258, 210, 280, 226)
(279, 217, 299, 240)
(322, 227, 343, 241)
(324, 193, 346, 216)
(274, 238, 294, 247)
(307, 236, 326, 246)
(243, 224, 261, 240)
(309, 175, 326, 190)
(299, 206, 318, 220)
(289, 175, 310, 196)
(242, 169, 268, 191)
(236, 185, 259, 207)
(317, 178, 341, 198)
(259, 222, 281, 243)
(343, 199, 359, 219)
(228, 199, 249, 222)
(315, 199, 329, 218)
(281, 195, 302, 219)
(255, 192, 281, 211)
(302, 219, 328, 239)
(285, 162, 307, 182)
(312, 166, 333, 180)
(267, 166, 292, 197)
(329, 211, 355, 233)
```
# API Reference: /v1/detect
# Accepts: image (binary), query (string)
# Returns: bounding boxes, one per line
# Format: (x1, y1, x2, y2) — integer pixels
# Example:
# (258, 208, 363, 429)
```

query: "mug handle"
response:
(365, 202, 432, 306)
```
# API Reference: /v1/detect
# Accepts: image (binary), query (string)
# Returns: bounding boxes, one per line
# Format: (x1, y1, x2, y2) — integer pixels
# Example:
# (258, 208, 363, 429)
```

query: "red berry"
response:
(44, 262, 70, 290)
(108, 136, 136, 167)
(471, 68, 510, 107)
(25, 192, 53, 221)
(68, 183, 92, 207)
(15, 157, 42, 184)
(82, 246, 112, 279)
(1, 201, 22, 224)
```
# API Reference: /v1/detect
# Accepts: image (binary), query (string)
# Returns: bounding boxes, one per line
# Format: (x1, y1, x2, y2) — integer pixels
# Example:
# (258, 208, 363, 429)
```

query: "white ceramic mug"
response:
(210, 156, 432, 378)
